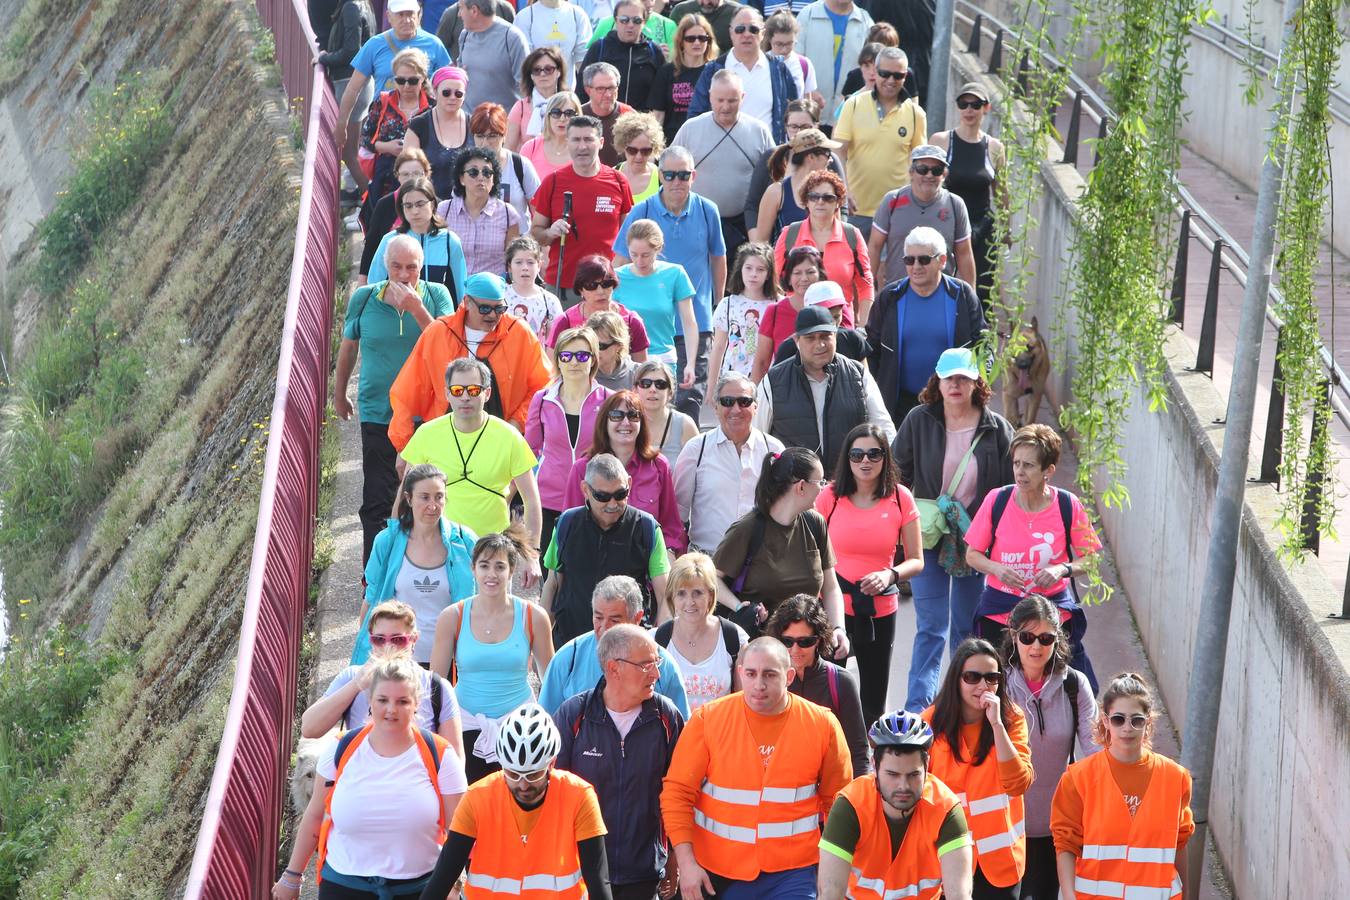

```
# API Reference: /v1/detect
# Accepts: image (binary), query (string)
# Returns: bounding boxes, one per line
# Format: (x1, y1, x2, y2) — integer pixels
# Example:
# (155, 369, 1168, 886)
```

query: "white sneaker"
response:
(343, 211, 362, 233)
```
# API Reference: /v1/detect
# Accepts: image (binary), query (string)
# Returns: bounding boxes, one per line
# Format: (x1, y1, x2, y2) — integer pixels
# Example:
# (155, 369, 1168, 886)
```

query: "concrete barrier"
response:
(947, 44, 1350, 900)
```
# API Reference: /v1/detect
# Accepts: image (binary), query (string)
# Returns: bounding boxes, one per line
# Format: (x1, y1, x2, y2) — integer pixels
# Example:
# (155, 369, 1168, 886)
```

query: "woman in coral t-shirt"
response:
(965, 423, 1103, 690)
(814, 423, 923, 725)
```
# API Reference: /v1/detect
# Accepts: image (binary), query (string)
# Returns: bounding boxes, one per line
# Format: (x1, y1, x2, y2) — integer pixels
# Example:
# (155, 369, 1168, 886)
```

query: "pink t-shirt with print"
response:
(815, 484, 920, 617)
(963, 486, 1101, 595)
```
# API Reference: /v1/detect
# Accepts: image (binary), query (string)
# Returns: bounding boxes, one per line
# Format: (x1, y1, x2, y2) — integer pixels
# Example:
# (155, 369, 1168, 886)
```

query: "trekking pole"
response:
(554, 190, 573, 299)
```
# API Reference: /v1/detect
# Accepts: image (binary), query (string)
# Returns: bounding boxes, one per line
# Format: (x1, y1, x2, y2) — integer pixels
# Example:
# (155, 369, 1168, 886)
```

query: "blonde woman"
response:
(519, 90, 582, 180)
(633, 359, 698, 465)
(612, 110, 665, 202)
(588, 310, 639, 391)
(652, 553, 748, 709)
(613, 219, 698, 387)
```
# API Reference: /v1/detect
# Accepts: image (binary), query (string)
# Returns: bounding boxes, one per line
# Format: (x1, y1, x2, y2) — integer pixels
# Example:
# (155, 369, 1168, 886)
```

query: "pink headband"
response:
(432, 66, 469, 88)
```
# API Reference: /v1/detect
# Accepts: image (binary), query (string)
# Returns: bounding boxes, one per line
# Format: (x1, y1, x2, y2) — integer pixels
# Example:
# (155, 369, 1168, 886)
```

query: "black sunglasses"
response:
(548, 108, 581, 118)
(903, 254, 936, 266)
(615, 14, 646, 24)
(733, 24, 762, 34)
(660, 170, 693, 182)
(476, 302, 506, 316)
(463, 167, 494, 180)
(912, 164, 945, 177)
(717, 396, 754, 408)
(960, 670, 1002, 686)
(848, 447, 886, 462)
(683, 34, 711, 43)
(777, 635, 820, 649)
(876, 69, 907, 81)
(439, 88, 465, 98)
(956, 98, 986, 110)
(581, 279, 619, 290)
(394, 75, 423, 86)
(1017, 631, 1058, 647)
(588, 485, 631, 503)
(637, 377, 670, 390)
(606, 409, 642, 422)
(597, 340, 618, 351)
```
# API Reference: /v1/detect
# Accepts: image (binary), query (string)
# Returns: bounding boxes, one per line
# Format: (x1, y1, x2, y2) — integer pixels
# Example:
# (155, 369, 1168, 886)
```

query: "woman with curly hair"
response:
(612, 110, 665, 201)
(435, 147, 522, 275)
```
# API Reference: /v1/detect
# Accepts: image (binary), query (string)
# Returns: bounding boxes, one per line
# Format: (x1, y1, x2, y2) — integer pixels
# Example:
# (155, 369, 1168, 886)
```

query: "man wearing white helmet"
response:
(419, 703, 615, 899)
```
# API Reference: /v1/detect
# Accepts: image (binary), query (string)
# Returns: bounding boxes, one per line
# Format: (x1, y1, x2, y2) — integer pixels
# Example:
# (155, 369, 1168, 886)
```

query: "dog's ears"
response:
(1030, 315, 1039, 330)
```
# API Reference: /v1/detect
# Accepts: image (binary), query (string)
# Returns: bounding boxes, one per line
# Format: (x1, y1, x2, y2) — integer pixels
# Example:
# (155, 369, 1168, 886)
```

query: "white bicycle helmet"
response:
(495, 702, 561, 772)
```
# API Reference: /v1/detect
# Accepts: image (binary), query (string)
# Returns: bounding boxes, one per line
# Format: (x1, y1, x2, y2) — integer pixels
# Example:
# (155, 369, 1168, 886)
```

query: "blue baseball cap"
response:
(934, 347, 979, 379)
(463, 272, 507, 301)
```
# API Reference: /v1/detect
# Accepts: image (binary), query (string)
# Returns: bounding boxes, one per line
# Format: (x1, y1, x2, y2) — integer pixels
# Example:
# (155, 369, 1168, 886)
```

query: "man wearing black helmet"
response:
(819, 711, 975, 900)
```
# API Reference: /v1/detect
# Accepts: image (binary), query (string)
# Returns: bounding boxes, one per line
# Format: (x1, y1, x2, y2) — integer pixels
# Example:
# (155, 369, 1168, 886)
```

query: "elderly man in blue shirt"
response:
(538, 575, 691, 717)
(612, 145, 728, 420)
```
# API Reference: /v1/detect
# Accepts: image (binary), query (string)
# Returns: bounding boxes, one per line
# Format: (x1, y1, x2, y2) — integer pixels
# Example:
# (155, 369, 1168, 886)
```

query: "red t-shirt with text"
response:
(532, 164, 634, 290)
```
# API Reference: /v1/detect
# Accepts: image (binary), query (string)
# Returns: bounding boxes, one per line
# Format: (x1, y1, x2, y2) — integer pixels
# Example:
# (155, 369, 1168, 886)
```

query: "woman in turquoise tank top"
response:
(429, 524, 555, 783)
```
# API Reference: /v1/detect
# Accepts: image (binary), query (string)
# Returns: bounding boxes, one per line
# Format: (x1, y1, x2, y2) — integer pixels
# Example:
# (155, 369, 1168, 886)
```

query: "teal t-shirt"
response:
(342, 281, 454, 424)
(613, 261, 695, 356)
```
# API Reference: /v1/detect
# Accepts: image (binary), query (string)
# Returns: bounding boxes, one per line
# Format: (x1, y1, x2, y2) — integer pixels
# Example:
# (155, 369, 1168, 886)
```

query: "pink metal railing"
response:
(186, 3, 339, 892)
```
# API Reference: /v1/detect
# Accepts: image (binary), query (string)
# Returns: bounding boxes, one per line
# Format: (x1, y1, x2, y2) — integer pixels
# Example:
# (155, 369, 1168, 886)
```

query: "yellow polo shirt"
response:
(834, 91, 928, 217)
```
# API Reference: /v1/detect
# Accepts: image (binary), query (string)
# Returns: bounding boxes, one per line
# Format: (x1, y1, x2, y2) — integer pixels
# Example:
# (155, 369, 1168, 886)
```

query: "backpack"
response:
(653, 617, 744, 683)
(316, 724, 449, 882)
(1064, 670, 1081, 763)
(784, 220, 864, 283)
(986, 485, 1078, 603)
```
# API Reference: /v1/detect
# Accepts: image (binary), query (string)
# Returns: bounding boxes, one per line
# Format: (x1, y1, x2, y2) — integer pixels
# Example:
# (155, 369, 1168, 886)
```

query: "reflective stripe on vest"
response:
(1082, 845, 1176, 865)
(968, 792, 1010, 816)
(694, 808, 819, 843)
(700, 780, 818, 805)
(1074, 874, 1182, 900)
(852, 870, 943, 899)
(465, 870, 584, 895)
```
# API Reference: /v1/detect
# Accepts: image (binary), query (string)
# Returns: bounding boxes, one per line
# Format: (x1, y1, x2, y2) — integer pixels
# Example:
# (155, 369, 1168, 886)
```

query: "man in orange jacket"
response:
(389, 272, 551, 448)
(662, 636, 852, 899)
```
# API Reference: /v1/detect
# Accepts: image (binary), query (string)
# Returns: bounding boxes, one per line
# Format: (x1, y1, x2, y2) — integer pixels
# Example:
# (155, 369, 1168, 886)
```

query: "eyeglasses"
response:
(661, 169, 693, 182)
(797, 477, 830, 488)
(606, 409, 642, 422)
(557, 350, 594, 363)
(394, 75, 423, 86)
(960, 670, 1002, 686)
(615, 14, 646, 24)
(473, 131, 505, 140)
(503, 768, 550, 784)
(402, 199, 431, 211)
(876, 69, 907, 81)
(717, 396, 754, 408)
(637, 377, 670, 390)
(598, 340, 618, 351)
(848, 447, 886, 462)
(777, 635, 820, 649)
(733, 24, 762, 34)
(548, 108, 581, 118)
(590, 83, 619, 93)
(1108, 713, 1149, 730)
(956, 98, 986, 110)
(683, 33, 711, 43)
(448, 384, 485, 397)
(912, 164, 945, 177)
(369, 633, 415, 649)
(805, 192, 838, 204)
(588, 485, 631, 502)
(476, 302, 506, 316)
(625, 145, 654, 157)
(615, 657, 663, 675)
(463, 167, 493, 179)
(531, 64, 559, 76)
(439, 88, 465, 98)
(581, 279, 619, 290)
(1017, 631, 1058, 646)
(903, 255, 936, 266)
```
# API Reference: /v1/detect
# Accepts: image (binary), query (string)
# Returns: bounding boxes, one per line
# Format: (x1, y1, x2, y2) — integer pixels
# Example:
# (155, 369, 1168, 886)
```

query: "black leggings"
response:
(974, 866, 1020, 900)
(845, 611, 897, 724)
(1019, 835, 1060, 900)
(461, 729, 502, 785)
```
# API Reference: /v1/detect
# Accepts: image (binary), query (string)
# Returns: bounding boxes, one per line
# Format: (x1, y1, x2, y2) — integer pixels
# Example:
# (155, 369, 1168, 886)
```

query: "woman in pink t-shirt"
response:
(814, 423, 924, 724)
(964, 423, 1103, 689)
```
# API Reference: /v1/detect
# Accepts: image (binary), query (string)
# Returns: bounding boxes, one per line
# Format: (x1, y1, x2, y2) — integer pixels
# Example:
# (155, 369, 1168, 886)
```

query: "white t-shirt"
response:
(776, 51, 819, 98)
(316, 734, 468, 879)
(514, 2, 593, 87)
(606, 704, 642, 738)
(711, 293, 775, 376)
(506, 283, 565, 337)
(394, 556, 453, 663)
(465, 325, 489, 354)
(668, 625, 745, 710)
(324, 665, 461, 734)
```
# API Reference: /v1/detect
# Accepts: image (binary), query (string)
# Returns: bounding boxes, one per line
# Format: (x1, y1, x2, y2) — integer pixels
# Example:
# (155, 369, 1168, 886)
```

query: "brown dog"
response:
(1002, 317, 1052, 427)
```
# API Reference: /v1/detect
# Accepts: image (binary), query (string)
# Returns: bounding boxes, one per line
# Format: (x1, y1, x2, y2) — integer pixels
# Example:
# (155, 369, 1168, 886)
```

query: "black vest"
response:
(766, 355, 869, 471)
(551, 504, 658, 645)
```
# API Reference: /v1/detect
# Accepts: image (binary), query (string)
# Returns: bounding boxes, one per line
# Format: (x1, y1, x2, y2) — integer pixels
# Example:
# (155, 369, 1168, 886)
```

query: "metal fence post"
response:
(1169, 210, 1191, 323)
(1192, 239, 1224, 376)
(1299, 380, 1331, 552)
(968, 14, 984, 56)
(1257, 328, 1286, 483)
(1092, 114, 1109, 167)
(988, 29, 1005, 74)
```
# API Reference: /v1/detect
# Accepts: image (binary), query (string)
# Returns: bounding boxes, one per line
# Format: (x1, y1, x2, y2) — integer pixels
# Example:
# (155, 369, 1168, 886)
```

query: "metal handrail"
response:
(1189, 22, 1350, 124)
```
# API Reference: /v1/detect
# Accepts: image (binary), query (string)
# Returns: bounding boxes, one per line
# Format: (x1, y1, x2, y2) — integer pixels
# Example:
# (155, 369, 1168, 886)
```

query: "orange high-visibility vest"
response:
(838, 772, 963, 900)
(462, 769, 596, 899)
(690, 694, 839, 881)
(923, 709, 1027, 887)
(1063, 751, 1189, 900)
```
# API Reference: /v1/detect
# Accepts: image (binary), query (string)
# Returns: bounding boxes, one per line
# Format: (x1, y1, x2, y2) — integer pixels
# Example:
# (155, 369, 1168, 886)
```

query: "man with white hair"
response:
(673, 68, 775, 253)
(661, 637, 852, 898)
(334, 235, 456, 564)
(539, 576, 690, 715)
(555, 623, 687, 900)
(864, 225, 987, 424)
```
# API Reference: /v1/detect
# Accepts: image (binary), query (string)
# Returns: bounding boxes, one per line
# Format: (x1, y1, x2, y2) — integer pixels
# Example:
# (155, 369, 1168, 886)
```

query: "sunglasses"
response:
(588, 485, 631, 502)
(717, 396, 754, 408)
(848, 447, 886, 462)
(1108, 713, 1149, 730)
(503, 768, 550, 784)
(448, 384, 485, 397)
(683, 33, 711, 43)
(637, 377, 670, 390)
(439, 88, 465, 98)
(606, 409, 642, 422)
(463, 167, 493, 180)
(616, 14, 646, 23)
(598, 340, 618, 351)
(581, 279, 619, 290)
(956, 98, 986, 110)
(777, 635, 820, 649)
(1017, 631, 1058, 646)
(394, 75, 423, 85)
(531, 64, 559, 76)
(960, 670, 1002, 686)
(661, 169, 693, 182)
(476, 302, 506, 316)
(625, 145, 654, 157)
(912, 164, 946, 177)
(733, 24, 762, 34)
(903, 254, 936, 266)
(876, 69, 907, 81)
(548, 108, 581, 118)
(557, 350, 593, 363)
(805, 192, 838, 203)
(369, 633, 414, 648)
(797, 477, 830, 488)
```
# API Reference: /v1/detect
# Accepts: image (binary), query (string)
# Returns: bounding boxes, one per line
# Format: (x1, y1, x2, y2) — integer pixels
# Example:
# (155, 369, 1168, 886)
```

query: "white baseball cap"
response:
(388, 0, 420, 13)
(803, 280, 848, 309)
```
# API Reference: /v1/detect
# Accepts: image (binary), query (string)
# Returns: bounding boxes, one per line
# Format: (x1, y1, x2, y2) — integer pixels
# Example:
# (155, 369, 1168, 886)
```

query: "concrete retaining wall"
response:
(948, 46, 1350, 900)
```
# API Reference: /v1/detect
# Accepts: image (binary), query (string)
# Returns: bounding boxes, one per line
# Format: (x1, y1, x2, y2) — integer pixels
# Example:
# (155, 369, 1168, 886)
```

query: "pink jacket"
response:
(525, 382, 612, 511)
(563, 452, 688, 556)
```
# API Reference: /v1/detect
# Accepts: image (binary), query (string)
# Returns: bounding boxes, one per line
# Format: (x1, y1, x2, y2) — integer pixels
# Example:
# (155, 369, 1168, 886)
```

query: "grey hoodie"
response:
(1005, 665, 1101, 837)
